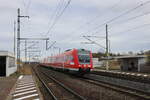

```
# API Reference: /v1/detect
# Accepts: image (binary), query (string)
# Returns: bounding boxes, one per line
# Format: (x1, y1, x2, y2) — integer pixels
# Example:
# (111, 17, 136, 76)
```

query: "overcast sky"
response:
(0, 0, 150, 58)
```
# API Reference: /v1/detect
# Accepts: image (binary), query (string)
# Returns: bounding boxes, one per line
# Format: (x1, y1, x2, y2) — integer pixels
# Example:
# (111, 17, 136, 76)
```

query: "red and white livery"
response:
(41, 49, 93, 73)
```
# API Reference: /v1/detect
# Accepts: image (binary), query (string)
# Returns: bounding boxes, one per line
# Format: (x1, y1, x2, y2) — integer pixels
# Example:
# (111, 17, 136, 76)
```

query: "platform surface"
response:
(11, 75, 42, 100)
(0, 76, 17, 100)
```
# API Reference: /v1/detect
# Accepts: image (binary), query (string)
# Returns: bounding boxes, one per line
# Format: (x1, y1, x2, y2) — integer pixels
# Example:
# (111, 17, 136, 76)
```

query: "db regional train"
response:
(41, 49, 93, 73)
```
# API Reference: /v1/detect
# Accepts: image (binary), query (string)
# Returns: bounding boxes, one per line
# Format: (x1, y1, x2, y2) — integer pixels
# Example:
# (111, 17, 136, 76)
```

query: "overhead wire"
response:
(20, 0, 33, 59)
(64, 0, 122, 40)
(83, 23, 150, 52)
(60, 0, 123, 51)
(21, 0, 26, 9)
(40, 0, 150, 56)
(20, 0, 33, 38)
(110, 11, 150, 26)
(20, 0, 41, 60)
(45, 0, 72, 36)
(92, 23, 150, 51)
(81, 0, 150, 36)
(40, 0, 72, 58)
(39, 0, 65, 58)
(111, 23, 150, 36)
(78, 0, 122, 29)
(23, 0, 63, 57)
(83, 36, 106, 49)
(65, 0, 150, 52)
(21, 0, 150, 56)
(41, 0, 65, 55)
(20, 41, 39, 52)
(44, 0, 65, 37)
(65, 0, 146, 42)
(93, 11, 150, 35)
(25, 0, 32, 15)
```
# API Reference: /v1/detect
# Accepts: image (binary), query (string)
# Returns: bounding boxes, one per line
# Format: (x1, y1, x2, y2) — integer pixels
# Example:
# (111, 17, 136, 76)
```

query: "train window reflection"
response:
(78, 55, 90, 64)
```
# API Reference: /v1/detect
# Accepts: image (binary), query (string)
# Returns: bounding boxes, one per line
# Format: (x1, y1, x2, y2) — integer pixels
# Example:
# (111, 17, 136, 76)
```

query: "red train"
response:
(41, 49, 93, 73)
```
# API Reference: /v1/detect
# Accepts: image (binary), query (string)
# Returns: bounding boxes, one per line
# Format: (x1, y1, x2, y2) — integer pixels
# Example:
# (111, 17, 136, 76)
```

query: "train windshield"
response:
(78, 50, 90, 64)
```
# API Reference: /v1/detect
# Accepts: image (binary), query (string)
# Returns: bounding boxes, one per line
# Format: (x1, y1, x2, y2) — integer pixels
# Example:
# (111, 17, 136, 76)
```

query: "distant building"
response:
(92, 58, 103, 67)
(98, 57, 121, 70)
(0, 51, 17, 77)
(114, 55, 149, 72)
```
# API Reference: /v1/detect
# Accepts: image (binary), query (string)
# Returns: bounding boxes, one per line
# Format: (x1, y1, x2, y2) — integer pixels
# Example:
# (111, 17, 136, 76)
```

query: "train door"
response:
(0, 56, 6, 76)
(62, 55, 65, 70)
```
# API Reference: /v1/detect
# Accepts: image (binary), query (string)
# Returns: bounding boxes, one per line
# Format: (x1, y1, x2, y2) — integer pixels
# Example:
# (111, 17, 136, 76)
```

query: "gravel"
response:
(39, 67, 143, 100)
(0, 76, 17, 100)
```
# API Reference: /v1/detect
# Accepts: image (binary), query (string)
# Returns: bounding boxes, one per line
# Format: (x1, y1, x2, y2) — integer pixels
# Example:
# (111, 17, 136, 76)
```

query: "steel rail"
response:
(40, 70, 86, 100)
(88, 73, 150, 94)
(38, 65, 150, 99)
(82, 75, 150, 100)
(91, 71, 150, 84)
(32, 66, 58, 100)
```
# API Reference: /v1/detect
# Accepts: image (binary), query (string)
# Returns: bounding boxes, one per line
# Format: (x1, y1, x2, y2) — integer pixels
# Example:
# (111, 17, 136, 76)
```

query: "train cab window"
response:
(65, 55, 73, 62)
(70, 56, 73, 61)
(78, 50, 90, 64)
(78, 55, 90, 64)
(71, 57, 74, 61)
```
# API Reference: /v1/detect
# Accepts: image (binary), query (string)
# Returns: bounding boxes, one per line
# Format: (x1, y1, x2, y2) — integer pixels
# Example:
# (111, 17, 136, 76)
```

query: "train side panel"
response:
(41, 49, 93, 73)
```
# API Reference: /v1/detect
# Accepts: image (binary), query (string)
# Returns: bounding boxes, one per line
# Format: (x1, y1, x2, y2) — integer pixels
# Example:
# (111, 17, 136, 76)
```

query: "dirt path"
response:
(20, 64, 33, 75)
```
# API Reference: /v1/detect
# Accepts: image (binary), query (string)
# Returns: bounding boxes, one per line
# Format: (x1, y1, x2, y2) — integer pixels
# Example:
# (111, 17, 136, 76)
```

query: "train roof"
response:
(49, 48, 91, 58)
(65, 48, 89, 52)
(65, 49, 72, 52)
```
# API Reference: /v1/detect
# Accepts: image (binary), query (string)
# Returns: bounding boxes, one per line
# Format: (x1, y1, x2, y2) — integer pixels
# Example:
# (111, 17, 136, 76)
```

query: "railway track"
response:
(40, 66, 150, 99)
(91, 70, 150, 84)
(32, 65, 85, 100)
(82, 74, 150, 100)
(37, 65, 150, 100)
(88, 71, 150, 99)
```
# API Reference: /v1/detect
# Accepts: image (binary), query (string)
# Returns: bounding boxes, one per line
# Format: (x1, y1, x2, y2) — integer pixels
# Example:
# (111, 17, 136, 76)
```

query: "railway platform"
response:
(92, 68, 150, 83)
(93, 68, 150, 77)
(8, 75, 43, 100)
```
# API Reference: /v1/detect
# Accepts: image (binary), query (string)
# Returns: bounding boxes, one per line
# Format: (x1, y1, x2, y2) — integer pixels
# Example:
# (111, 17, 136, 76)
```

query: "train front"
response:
(76, 49, 93, 73)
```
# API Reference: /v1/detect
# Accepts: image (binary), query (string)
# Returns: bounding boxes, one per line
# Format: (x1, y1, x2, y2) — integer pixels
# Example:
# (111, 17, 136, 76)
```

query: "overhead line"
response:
(84, 0, 122, 27)
(40, 0, 65, 57)
(25, 0, 32, 15)
(83, 36, 106, 49)
(45, 0, 65, 36)
(82, 0, 150, 35)
(41, 0, 72, 57)
(34, 0, 64, 57)
(64, 0, 122, 40)
(22, 0, 26, 9)
(110, 11, 150, 26)
(98, 1, 150, 28)
(45, 0, 72, 36)
(111, 23, 150, 36)
(20, 42, 39, 52)
(93, 11, 150, 35)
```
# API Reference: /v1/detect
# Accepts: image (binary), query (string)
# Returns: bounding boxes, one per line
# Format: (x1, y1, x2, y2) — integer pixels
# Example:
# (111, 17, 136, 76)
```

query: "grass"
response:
(94, 65, 120, 70)
(10, 71, 20, 77)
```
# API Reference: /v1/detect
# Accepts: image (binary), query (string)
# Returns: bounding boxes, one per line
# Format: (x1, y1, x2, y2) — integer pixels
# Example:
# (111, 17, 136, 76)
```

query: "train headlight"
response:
(70, 62, 74, 65)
